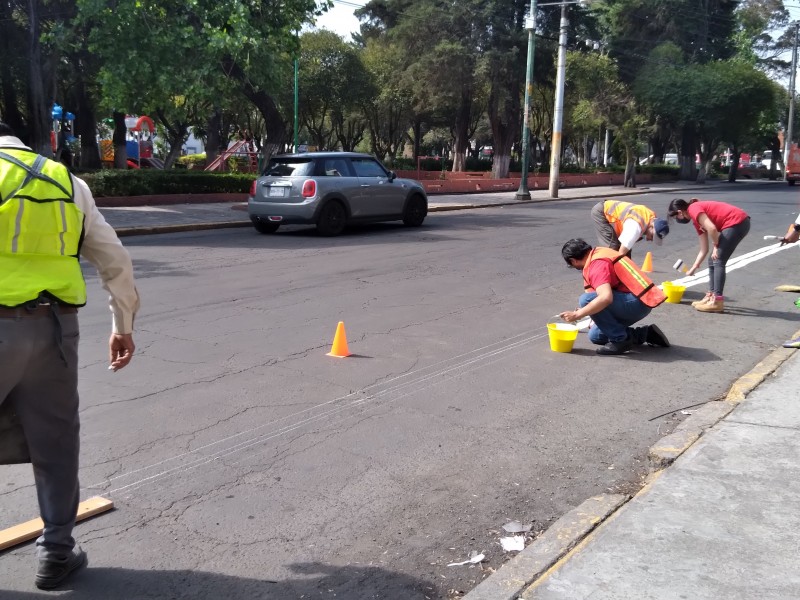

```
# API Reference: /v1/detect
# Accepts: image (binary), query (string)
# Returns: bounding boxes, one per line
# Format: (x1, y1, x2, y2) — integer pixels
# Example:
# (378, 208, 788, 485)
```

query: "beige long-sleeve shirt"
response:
(0, 136, 140, 333)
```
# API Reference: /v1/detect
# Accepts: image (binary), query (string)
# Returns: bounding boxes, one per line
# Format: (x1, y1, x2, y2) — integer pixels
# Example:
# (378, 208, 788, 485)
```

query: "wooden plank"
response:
(0, 496, 114, 551)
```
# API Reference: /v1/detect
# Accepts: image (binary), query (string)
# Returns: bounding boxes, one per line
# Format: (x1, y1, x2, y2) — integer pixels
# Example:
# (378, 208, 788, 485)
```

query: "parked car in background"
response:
(248, 152, 428, 236)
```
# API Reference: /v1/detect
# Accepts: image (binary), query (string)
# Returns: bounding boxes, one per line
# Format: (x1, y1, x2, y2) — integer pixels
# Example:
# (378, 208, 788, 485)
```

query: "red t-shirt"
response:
(585, 257, 631, 293)
(687, 201, 748, 236)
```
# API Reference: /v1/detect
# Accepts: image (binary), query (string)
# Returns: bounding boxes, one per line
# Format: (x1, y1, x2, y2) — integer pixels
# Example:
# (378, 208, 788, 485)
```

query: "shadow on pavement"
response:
(2, 561, 435, 599)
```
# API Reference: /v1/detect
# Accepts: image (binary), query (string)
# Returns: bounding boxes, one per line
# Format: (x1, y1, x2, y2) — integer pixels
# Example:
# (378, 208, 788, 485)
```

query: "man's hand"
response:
(109, 333, 135, 371)
(782, 225, 800, 245)
(559, 310, 581, 323)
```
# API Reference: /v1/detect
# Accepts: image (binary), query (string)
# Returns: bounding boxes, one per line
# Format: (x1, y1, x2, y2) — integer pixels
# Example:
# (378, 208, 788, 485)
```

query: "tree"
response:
(78, 0, 320, 164)
(297, 30, 371, 151)
(360, 39, 413, 162)
(636, 44, 779, 182)
(567, 51, 645, 186)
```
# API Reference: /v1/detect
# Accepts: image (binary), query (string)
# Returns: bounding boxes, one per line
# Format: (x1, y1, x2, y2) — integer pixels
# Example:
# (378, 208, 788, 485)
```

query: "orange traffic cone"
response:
(326, 321, 352, 357)
(642, 251, 653, 273)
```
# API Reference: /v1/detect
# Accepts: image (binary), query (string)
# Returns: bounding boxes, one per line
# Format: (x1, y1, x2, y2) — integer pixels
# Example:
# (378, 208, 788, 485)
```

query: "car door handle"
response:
(361, 184, 370, 187)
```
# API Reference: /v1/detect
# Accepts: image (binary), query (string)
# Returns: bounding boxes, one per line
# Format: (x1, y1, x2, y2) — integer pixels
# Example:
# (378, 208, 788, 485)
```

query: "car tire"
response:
(789, 180, 796, 186)
(402, 194, 427, 227)
(316, 201, 347, 236)
(251, 217, 280, 234)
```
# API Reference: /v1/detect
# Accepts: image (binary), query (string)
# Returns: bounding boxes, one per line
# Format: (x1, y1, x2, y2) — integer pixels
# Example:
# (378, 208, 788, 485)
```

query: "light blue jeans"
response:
(579, 291, 652, 344)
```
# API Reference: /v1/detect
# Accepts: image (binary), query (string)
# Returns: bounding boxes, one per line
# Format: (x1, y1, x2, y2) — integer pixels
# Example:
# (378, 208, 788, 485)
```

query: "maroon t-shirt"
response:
(585, 257, 631, 293)
(687, 201, 748, 236)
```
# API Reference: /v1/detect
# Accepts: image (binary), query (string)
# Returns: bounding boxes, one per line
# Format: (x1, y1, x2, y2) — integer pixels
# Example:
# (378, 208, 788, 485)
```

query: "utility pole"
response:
(293, 57, 299, 152)
(515, 0, 538, 200)
(785, 21, 798, 181)
(548, 4, 568, 198)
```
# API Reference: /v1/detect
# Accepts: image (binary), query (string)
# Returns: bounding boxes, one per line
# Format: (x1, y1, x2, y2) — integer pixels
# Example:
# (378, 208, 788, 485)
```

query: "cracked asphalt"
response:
(1, 182, 798, 599)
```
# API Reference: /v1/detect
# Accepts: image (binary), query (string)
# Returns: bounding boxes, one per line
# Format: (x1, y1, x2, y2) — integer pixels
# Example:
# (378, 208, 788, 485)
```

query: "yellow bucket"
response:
(662, 281, 686, 304)
(547, 323, 579, 353)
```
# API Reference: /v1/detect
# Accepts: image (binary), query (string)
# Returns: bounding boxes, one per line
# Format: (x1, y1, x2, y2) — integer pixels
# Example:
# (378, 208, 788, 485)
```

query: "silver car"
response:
(247, 152, 429, 236)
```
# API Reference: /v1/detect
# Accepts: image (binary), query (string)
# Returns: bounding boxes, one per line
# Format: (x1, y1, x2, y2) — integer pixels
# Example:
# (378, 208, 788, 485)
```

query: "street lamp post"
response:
(515, 0, 538, 200)
(548, 3, 569, 198)
(785, 21, 798, 181)
(516, 0, 591, 199)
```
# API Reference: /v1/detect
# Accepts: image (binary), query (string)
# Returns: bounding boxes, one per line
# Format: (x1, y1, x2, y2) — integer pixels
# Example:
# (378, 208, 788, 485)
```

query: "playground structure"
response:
(51, 103, 76, 160)
(204, 137, 260, 173)
(99, 115, 162, 169)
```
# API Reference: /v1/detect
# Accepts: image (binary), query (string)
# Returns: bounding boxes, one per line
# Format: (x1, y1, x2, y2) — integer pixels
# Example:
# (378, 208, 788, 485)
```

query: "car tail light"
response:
(249, 180, 257, 197)
(302, 179, 316, 198)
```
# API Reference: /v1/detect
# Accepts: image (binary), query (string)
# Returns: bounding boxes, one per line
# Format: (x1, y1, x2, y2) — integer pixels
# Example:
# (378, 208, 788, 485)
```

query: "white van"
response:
(639, 153, 678, 166)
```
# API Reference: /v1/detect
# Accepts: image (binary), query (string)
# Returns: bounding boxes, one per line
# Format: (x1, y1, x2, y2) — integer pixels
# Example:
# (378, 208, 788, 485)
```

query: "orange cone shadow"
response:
(326, 321, 352, 358)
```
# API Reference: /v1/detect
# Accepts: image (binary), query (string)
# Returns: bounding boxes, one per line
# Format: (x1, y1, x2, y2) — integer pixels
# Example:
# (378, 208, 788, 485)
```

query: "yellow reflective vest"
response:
(603, 200, 655, 237)
(0, 148, 86, 307)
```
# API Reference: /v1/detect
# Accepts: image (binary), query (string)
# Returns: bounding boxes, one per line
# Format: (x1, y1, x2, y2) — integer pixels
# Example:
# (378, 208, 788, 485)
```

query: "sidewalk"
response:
(99, 180, 777, 236)
(465, 342, 800, 600)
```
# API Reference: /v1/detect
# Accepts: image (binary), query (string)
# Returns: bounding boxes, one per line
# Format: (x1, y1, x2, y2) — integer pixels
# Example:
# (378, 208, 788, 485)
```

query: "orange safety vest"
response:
(583, 247, 666, 308)
(603, 200, 655, 237)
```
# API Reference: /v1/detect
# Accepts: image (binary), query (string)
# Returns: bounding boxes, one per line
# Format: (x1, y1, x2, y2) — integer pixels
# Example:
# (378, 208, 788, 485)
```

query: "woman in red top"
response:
(667, 198, 750, 313)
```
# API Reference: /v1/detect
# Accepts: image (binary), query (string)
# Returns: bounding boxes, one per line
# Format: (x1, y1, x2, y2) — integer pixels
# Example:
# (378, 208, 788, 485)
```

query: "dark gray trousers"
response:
(0, 309, 80, 559)
(591, 201, 620, 250)
(709, 217, 751, 296)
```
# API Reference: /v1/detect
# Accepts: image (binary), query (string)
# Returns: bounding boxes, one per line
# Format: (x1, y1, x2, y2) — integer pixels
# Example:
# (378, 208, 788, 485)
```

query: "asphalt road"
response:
(2, 184, 799, 599)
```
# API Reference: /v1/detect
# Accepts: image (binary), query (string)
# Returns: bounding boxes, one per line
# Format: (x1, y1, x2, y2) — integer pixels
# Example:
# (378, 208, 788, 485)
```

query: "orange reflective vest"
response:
(583, 247, 666, 308)
(603, 200, 655, 237)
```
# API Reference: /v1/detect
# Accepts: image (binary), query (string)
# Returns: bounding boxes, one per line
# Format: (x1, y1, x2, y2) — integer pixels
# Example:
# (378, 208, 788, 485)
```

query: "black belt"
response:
(0, 304, 78, 318)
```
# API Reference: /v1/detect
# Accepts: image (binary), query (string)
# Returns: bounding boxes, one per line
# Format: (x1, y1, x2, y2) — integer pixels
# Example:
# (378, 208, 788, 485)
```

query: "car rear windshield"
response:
(265, 158, 314, 177)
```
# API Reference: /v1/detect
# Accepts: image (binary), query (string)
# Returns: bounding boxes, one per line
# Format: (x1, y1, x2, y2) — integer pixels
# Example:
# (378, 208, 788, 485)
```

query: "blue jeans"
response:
(579, 291, 652, 344)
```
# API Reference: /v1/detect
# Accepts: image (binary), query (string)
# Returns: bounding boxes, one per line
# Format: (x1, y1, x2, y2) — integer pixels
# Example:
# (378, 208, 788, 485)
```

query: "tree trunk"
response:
(451, 91, 471, 172)
(73, 76, 101, 169)
(487, 90, 520, 179)
(0, 1, 24, 137)
(206, 108, 223, 167)
(411, 118, 422, 160)
(221, 57, 288, 160)
(678, 122, 696, 181)
(623, 145, 636, 187)
(27, 0, 51, 156)
(156, 109, 188, 169)
(727, 147, 740, 182)
(767, 136, 781, 180)
(113, 111, 128, 169)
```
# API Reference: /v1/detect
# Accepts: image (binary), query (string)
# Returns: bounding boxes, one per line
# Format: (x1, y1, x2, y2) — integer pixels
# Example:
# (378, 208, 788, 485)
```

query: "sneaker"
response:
(691, 293, 713, 307)
(696, 299, 724, 313)
(782, 337, 800, 349)
(645, 324, 670, 347)
(596, 337, 633, 355)
(35, 547, 88, 590)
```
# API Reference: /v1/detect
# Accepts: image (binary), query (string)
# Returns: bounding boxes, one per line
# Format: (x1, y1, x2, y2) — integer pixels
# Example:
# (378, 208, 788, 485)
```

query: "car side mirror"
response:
(388, 170, 397, 182)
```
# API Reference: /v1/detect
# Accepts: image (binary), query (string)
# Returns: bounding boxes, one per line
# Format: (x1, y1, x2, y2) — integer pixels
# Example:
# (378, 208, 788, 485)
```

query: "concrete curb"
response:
(109, 180, 773, 237)
(463, 338, 799, 599)
(463, 494, 628, 600)
(114, 221, 251, 237)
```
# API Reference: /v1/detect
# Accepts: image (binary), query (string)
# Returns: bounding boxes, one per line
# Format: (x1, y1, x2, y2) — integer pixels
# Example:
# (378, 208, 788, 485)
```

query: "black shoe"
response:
(632, 326, 647, 345)
(596, 338, 634, 355)
(35, 547, 87, 590)
(645, 325, 670, 348)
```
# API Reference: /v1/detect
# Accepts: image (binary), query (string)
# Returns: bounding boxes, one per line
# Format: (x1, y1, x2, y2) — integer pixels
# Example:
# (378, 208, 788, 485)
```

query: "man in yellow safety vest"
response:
(591, 199, 669, 257)
(0, 122, 139, 589)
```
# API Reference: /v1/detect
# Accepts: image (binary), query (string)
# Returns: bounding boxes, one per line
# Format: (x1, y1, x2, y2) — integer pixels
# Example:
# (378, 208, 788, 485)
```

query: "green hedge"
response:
(176, 153, 208, 169)
(80, 170, 255, 197)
